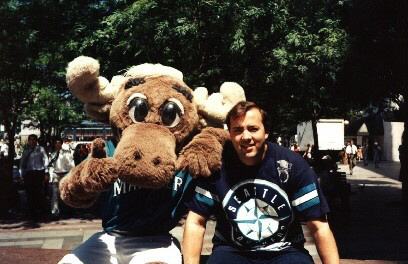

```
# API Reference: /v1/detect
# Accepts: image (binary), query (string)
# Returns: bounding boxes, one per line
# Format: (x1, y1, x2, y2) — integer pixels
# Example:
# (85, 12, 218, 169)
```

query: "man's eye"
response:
(249, 127, 259, 132)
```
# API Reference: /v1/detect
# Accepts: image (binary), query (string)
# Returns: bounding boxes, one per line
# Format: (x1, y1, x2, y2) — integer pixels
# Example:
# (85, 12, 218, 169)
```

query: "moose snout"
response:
(133, 150, 161, 166)
(114, 123, 177, 188)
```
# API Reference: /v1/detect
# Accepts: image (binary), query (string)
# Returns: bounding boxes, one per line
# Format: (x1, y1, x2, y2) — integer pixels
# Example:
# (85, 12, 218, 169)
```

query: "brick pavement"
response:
(0, 161, 407, 263)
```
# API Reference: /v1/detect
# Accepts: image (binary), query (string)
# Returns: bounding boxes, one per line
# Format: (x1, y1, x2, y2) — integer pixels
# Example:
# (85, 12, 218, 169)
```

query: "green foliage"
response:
(0, 0, 90, 143)
(62, 0, 351, 138)
(1, 0, 355, 142)
(341, 0, 407, 114)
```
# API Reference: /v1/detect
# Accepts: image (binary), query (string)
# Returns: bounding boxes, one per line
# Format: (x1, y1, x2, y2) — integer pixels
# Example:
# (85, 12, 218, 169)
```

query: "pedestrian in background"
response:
(357, 145, 363, 161)
(291, 143, 300, 154)
(48, 137, 75, 218)
(399, 132, 406, 182)
(362, 143, 369, 166)
(303, 143, 313, 165)
(19, 134, 49, 221)
(373, 141, 381, 168)
(346, 140, 357, 175)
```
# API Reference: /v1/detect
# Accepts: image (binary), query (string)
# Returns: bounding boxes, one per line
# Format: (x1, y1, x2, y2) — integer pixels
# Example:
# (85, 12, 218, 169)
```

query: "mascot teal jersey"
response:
(101, 141, 195, 235)
(189, 142, 329, 252)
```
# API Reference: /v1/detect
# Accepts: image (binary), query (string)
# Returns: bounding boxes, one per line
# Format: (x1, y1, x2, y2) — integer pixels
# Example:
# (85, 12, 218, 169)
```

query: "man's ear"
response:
(265, 133, 269, 140)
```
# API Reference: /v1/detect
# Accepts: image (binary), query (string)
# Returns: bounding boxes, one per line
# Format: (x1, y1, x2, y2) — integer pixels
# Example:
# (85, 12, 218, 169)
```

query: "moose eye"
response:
(128, 93, 149, 123)
(161, 98, 184, 128)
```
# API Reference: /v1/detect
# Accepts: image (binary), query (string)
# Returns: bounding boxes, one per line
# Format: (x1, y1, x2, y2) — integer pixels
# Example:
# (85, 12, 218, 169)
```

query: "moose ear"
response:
(66, 56, 122, 123)
(193, 82, 246, 128)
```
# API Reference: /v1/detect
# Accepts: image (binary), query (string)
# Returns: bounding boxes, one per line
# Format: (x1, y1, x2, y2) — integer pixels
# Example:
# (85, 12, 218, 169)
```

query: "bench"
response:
(316, 158, 350, 211)
(330, 170, 351, 210)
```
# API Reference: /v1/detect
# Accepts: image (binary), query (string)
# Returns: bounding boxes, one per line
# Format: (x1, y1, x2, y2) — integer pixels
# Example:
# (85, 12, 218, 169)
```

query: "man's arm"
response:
(41, 147, 50, 182)
(19, 150, 25, 178)
(183, 210, 208, 264)
(306, 215, 339, 264)
(41, 147, 49, 173)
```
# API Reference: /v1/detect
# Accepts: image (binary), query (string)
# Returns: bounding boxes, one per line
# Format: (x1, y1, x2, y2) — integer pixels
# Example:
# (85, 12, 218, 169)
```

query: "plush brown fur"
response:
(110, 76, 199, 145)
(176, 127, 230, 177)
(60, 65, 227, 208)
(115, 123, 176, 188)
(91, 137, 107, 158)
(59, 162, 98, 208)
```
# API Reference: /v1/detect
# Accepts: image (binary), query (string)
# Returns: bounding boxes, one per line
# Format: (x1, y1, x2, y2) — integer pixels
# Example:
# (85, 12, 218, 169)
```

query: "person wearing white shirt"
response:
(19, 134, 49, 220)
(48, 137, 75, 218)
(345, 140, 358, 175)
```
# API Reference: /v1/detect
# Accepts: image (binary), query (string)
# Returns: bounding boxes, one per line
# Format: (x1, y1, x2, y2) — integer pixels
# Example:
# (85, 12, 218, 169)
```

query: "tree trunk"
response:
(311, 117, 319, 150)
(0, 123, 17, 217)
(311, 114, 321, 162)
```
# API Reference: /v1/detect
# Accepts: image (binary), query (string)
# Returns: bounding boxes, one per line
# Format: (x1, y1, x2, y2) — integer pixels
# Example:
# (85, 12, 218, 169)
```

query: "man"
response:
(48, 137, 75, 218)
(345, 140, 357, 175)
(362, 143, 368, 166)
(373, 141, 381, 168)
(0, 139, 8, 158)
(19, 134, 49, 220)
(183, 101, 339, 264)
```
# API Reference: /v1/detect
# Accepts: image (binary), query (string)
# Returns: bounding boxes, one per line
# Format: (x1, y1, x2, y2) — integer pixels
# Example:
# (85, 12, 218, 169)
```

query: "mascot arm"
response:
(176, 127, 229, 177)
(59, 138, 119, 208)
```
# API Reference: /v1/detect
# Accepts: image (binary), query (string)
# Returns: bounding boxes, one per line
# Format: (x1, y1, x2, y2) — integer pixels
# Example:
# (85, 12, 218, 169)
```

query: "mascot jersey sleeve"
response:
(189, 141, 329, 252)
(100, 140, 195, 235)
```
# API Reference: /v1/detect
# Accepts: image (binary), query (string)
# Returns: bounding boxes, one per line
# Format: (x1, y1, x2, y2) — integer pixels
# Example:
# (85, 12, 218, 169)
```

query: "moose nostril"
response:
(152, 157, 161, 166)
(134, 152, 142, 160)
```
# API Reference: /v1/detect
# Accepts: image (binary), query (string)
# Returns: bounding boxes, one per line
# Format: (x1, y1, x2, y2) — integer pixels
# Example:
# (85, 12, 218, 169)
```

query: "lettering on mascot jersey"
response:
(113, 176, 184, 197)
(222, 179, 293, 248)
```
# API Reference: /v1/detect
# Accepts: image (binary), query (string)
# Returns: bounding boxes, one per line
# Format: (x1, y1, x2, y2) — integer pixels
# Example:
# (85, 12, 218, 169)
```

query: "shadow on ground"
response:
(329, 175, 408, 261)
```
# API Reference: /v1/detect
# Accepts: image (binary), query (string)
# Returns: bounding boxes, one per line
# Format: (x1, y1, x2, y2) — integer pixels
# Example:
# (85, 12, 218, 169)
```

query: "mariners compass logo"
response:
(222, 179, 293, 248)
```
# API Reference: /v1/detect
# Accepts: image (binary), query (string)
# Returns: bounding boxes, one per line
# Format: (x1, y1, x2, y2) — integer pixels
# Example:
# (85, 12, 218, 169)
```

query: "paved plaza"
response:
(0, 160, 407, 263)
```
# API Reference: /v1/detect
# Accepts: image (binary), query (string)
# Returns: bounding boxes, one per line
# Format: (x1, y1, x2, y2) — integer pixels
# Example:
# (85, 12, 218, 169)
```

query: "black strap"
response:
(48, 151, 60, 167)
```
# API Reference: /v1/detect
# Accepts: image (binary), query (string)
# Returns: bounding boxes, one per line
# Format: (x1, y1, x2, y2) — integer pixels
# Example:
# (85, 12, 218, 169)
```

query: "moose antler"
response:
(66, 56, 124, 122)
(194, 82, 246, 128)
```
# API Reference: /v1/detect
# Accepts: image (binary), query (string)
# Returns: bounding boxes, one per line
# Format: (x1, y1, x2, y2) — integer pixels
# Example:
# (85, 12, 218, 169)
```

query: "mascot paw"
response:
(59, 167, 99, 208)
(177, 136, 222, 178)
(91, 137, 107, 158)
(81, 158, 119, 193)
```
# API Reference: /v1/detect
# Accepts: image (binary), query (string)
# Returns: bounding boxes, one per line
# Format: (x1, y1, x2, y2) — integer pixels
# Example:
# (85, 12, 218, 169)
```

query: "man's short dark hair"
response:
(28, 134, 38, 140)
(225, 101, 269, 132)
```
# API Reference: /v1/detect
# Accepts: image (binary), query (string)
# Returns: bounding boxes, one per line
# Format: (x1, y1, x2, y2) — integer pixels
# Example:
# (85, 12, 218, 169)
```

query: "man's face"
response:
(229, 108, 269, 166)
(28, 137, 37, 148)
(55, 140, 63, 151)
(350, 140, 354, 145)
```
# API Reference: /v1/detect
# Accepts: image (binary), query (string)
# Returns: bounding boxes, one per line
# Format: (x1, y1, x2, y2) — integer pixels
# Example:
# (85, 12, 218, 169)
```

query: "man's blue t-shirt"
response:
(99, 141, 195, 235)
(189, 141, 329, 252)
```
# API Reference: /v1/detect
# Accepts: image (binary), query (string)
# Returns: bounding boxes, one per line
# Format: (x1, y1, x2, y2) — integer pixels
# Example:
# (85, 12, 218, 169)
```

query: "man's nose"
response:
(241, 130, 251, 140)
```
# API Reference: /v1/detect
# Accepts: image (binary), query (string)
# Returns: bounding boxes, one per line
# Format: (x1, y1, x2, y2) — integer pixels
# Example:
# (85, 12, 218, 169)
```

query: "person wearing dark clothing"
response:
(183, 101, 339, 264)
(373, 141, 381, 168)
(19, 134, 49, 220)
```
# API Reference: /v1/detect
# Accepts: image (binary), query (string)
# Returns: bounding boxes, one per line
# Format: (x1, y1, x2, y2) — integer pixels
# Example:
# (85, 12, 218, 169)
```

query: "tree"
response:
(340, 0, 408, 208)
(68, 0, 351, 141)
(0, 0, 354, 214)
(0, 0, 116, 215)
(22, 87, 84, 145)
(0, 1, 46, 215)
